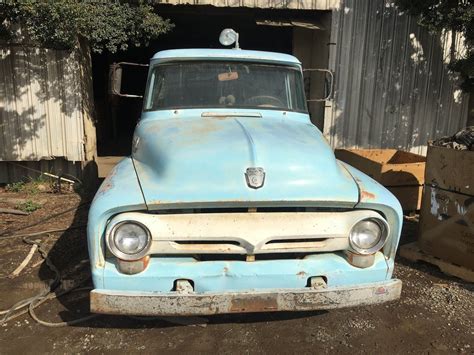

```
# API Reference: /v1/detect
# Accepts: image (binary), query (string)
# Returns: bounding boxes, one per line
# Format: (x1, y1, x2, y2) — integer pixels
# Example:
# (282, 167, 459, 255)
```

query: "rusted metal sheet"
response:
(0, 159, 83, 184)
(90, 279, 402, 315)
(0, 44, 86, 162)
(325, 0, 469, 155)
(151, 0, 340, 10)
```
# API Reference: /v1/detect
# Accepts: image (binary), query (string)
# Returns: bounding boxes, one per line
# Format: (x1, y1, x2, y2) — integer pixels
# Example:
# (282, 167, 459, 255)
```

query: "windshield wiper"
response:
(201, 112, 262, 118)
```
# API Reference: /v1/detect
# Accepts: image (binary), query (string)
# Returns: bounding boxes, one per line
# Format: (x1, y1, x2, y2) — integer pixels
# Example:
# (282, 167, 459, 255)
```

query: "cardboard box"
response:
(387, 186, 423, 212)
(425, 145, 474, 196)
(335, 149, 426, 210)
(418, 185, 474, 270)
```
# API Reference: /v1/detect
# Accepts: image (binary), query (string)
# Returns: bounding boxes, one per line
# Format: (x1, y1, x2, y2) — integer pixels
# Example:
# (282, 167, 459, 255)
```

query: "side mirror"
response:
(109, 62, 149, 99)
(303, 68, 334, 102)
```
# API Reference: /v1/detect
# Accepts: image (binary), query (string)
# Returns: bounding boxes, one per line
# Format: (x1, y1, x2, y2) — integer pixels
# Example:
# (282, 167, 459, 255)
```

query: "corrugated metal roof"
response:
(324, 0, 469, 155)
(0, 45, 85, 161)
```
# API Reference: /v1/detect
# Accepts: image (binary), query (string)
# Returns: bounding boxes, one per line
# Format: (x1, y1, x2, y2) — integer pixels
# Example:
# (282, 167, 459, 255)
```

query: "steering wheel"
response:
(244, 95, 284, 107)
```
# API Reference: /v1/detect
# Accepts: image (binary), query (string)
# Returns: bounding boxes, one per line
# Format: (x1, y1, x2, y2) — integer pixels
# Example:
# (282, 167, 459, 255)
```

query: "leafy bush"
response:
(0, 0, 173, 53)
(395, 0, 473, 92)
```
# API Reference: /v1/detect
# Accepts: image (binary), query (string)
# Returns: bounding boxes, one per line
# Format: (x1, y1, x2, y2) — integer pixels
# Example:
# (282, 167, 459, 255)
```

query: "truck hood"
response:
(132, 113, 359, 209)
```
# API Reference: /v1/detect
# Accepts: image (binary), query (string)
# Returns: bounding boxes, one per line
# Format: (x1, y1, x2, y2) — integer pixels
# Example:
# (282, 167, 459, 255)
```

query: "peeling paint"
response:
(297, 271, 307, 279)
(361, 190, 376, 200)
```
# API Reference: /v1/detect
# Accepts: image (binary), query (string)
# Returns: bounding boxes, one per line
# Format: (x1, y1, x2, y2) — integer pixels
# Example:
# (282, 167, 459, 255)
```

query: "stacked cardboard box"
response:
(418, 145, 474, 270)
(335, 149, 426, 211)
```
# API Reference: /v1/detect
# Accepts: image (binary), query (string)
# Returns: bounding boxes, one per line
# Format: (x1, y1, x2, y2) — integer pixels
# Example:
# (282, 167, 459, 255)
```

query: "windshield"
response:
(144, 61, 307, 112)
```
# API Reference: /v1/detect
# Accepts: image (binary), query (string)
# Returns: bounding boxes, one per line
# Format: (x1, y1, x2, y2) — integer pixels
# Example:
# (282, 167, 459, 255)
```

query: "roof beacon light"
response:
(219, 28, 240, 49)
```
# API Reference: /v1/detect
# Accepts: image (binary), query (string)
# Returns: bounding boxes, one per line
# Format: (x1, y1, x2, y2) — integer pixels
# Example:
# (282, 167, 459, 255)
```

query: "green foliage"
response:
(5, 175, 51, 194)
(395, 0, 473, 92)
(15, 199, 42, 213)
(0, 0, 173, 53)
(5, 181, 26, 193)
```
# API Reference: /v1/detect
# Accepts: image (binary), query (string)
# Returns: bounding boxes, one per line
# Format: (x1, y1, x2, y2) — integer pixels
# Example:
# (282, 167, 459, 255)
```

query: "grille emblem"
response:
(245, 167, 265, 189)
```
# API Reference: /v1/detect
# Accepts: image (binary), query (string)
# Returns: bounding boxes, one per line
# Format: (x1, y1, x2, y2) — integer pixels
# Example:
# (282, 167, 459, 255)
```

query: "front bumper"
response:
(90, 279, 402, 316)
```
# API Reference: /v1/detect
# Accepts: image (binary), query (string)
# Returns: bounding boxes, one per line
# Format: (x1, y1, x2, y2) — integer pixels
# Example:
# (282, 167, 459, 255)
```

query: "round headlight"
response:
(349, 218, 388, 254)
(108, 221, 151, 260)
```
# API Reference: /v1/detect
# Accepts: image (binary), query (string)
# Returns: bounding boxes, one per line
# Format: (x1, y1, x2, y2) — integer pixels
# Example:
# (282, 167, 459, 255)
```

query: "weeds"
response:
(5, 181, 26, 192)
(4, 174, 81, 195)
(15, 200, 42, 213)
(5, 176, 51, 194)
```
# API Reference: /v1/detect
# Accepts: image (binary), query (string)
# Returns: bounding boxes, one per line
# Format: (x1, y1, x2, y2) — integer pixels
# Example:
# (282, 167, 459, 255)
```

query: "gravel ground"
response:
(0, 190, 473, 354)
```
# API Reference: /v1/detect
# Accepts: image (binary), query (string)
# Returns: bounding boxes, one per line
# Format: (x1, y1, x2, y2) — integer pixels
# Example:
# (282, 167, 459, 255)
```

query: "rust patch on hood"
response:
(297, 271, 307, 279)
(361, 190, 376, 200)
(96, 166, 118, 196)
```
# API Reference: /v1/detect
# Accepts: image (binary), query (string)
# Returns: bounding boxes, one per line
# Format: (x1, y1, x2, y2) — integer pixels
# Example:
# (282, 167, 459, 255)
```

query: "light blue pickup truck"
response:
(88, 33, 402, 316)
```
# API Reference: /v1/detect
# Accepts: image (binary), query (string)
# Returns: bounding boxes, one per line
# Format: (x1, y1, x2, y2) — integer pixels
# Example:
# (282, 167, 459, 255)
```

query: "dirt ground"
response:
(0, 189, 473, 354)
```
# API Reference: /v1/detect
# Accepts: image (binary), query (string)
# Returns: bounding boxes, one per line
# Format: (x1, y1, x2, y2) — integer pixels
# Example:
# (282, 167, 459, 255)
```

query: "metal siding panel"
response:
(57, 51, 69, 158)
(398, 16, 418, 150)
(17, 47, 36, 159)
(0, 44, 85, 162)
(388, 3, 407, 148)
(375, 2, 397, 148)
(405, 22, 424, 152)
(386, 8, 408, 149)
(428, 36, 446, 139)
(354, 0, 373, 147)
(29, 47, 50, 159)
(47, 49, 65, 157)
(330, 5, 345, 148)
(0, 48, 9, 160)
(416, 32, 435, 150)
(334, 1, 353, 147)
(328, 0, 469, 155)
(323, 5, 340, 141)
(359, 0, 385, 147)
(346, 1, 370, 147)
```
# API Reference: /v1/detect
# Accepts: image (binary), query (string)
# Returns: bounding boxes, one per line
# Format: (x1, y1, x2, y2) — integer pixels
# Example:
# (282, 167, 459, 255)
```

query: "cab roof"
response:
(151, 49, 301, 66)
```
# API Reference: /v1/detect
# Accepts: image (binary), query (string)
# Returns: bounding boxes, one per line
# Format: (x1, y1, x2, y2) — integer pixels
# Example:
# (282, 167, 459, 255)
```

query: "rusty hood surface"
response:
(132, 110, 359, 210)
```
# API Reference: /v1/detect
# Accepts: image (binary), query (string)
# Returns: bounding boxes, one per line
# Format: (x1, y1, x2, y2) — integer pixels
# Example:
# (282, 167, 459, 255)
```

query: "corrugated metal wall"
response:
(0, 45, 85, 162)
(324, 0, 470, 155)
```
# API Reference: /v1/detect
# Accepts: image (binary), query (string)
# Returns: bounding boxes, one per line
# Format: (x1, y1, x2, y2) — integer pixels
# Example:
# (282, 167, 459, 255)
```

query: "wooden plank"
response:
(78, 38, 97, 162)
(400, 242, 474, 282)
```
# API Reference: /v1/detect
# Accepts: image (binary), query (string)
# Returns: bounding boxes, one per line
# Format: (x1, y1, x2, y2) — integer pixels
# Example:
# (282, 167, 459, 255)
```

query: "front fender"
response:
(340, 162, 403, 277)
(87, 157, 147, 288)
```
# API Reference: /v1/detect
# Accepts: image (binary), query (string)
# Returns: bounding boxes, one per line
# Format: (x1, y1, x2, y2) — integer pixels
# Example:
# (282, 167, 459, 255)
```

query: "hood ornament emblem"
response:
(245, 167, 265, 189)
